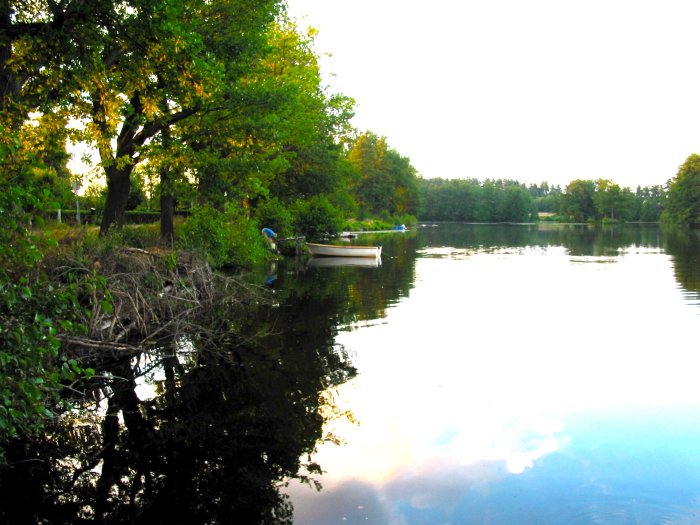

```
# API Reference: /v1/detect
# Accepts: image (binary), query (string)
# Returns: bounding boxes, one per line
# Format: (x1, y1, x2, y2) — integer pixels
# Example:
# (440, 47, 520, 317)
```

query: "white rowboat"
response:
(306, 242, 382, 258)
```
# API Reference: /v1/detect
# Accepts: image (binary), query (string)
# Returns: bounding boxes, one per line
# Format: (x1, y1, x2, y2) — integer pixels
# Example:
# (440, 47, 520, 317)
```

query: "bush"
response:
(292, 196, 344, 240)
(177, 206, 230, 267)
(254, 198, 294, 238)
(223, 206, 270, 268)
(0, 153, 91, 462)
(120, 222, 164, 248)
(341, 214, 417, 232)
(176, 205, 270, 269)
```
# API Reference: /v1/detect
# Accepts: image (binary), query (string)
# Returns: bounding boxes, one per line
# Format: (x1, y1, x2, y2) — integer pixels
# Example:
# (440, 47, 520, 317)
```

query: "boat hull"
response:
(306, 242, 382, 258)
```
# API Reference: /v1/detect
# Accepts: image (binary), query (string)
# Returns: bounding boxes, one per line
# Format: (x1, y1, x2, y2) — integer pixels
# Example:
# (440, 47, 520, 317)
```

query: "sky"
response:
(286, 0, 700, 189)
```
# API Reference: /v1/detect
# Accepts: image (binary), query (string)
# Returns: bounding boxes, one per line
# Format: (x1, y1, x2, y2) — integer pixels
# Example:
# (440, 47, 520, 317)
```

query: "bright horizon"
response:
(287, 0, 700, 189)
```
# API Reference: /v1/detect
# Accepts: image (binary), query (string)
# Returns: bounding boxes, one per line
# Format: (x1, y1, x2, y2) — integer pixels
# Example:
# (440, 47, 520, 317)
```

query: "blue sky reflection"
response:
(288, 245, 700, 524)
(291, 409, 700, 524)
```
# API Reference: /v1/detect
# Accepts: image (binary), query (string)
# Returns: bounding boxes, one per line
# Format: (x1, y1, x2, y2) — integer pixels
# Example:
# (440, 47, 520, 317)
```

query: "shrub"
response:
(176, 205, 270, 269)
(0, 145, 92, 462)
(120, 223, 163, 248)
(177, 205, 231, 267)
(222, 205, 270, 268)
(254, 198, 294, 238)
(292, 196, 344, 240)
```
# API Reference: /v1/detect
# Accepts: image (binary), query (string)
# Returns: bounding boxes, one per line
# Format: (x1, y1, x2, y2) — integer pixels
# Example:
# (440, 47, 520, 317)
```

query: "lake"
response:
(280, 223, 700, 525)
(3, 222, 700, 524)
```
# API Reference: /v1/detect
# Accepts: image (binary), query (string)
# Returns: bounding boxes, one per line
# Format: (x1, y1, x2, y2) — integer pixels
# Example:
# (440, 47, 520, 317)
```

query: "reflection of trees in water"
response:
(663, 226, 700, 298)
(0, 273, 356, 524)
(416, 222, 700, 303)
(273, 232, 420, 329)
(7, 224, 696, 523)
(417, 223, 665, 257)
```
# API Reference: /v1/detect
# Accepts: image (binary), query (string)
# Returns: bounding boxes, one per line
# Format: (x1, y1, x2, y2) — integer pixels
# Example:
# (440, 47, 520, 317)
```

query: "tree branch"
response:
(59, 337, 142, 354)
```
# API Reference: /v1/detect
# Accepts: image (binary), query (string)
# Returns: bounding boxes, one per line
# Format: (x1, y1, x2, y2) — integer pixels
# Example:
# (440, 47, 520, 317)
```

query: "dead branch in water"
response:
(46, 247, 269, 361)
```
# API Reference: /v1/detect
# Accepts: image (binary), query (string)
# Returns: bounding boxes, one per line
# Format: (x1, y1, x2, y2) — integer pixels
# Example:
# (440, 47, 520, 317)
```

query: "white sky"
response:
(286, 0, 700, 189)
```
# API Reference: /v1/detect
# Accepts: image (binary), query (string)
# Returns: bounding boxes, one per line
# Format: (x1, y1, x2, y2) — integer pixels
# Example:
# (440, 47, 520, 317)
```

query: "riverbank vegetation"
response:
(0, 4, 420, 519)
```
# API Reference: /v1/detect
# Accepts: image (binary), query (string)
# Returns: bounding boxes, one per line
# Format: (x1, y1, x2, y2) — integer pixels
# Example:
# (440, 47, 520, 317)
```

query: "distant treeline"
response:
(419, 178, 666, 223)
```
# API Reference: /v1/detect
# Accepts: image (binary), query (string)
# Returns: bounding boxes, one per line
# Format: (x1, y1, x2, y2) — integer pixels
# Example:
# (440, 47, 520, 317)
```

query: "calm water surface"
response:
(282, 223, 700, 525)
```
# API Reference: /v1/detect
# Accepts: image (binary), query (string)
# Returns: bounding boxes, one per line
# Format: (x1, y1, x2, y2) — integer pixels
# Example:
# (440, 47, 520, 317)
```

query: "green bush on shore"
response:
(342, 214, 417, 232)
(177, 205, 270, 269)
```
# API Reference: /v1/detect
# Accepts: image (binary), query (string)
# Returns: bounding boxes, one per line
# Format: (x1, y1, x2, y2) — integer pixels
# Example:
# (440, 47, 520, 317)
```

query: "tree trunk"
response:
(160, 189, 175, 245)
(159, 116, 175, 244)
(100, 165, 132, 235)
(0, 0, 18, 111)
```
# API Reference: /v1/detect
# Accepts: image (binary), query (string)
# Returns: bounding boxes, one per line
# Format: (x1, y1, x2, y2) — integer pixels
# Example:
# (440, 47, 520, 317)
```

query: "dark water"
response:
(2, 223, 700, 524)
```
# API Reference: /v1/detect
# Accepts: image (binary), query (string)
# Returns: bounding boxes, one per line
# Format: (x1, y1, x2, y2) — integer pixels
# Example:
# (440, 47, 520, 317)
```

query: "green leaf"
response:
(100, 299, 113, 314)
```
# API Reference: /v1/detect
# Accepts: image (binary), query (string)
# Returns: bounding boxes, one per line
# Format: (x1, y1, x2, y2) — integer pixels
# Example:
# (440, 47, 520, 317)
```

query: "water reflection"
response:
(307, 256, 381, 268)
(287, 223, 700, 525)
(664, 226, 700, 305)
(417, 222, 666, 257)
(0, 270, 357, 524)
(3, 224, 699, 524)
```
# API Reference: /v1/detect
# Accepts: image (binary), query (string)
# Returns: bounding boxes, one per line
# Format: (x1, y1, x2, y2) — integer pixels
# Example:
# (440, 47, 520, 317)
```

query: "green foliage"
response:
(80, 181, 107, 213)
(292, 196, 344, 240)
(126, 173, 148, 211)
(502, 185, 536, 222)
(663, 154, 700, 225)
(347, 133, 421, 217)
(177, 206, 231, 268)
(254, 197, 294, 238)
(637, 185, 665, 222)
(342, 213, 417, 232)
(48, 0, 284, 233)
(556, 179, 664, 223)
(561, 179, 596, 222)
(259, 21, 352, 202)
(534, 191, 563, 214)
(224, 209, 271, 268)
(0, 275, 86, 454)
(0, 133, 95, 463)
(176, 205, 269, 268)
(420, 178, 535, 222)
(119, 222, 164, 248)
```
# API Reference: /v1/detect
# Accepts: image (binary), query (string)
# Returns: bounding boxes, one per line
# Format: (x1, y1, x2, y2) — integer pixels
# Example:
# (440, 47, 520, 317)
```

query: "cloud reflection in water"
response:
(289, 244, 700, 524)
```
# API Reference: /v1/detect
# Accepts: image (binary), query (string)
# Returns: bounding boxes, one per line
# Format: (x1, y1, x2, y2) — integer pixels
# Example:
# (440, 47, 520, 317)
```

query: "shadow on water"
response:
(0, 229, 421, 525)
(0, 274, 360, 524)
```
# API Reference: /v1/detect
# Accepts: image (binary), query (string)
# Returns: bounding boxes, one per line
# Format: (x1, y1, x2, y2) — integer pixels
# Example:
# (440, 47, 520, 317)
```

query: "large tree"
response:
(664, 153, 700, 225)
(593, 178, 625, 220)
(562, 179, 596, 222)
(178, 19, 355, 215)
(0, 0, 113, 124)
(61, 0, 281, 235)
(347, 132, 421, 217)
